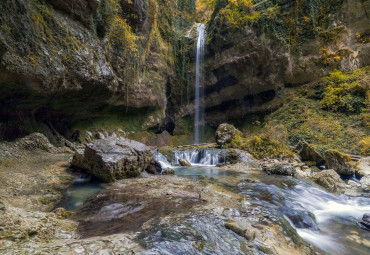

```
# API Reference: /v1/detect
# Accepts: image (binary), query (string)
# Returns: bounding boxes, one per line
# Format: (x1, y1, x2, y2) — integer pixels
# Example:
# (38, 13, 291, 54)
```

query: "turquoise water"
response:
(60, 180, 103, 211)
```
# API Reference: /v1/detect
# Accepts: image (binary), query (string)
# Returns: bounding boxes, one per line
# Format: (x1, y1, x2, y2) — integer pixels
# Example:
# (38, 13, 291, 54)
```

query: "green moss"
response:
(248, 67, 370, 155)
(206, 0, 346, 51)
(226, 133, 293, 159)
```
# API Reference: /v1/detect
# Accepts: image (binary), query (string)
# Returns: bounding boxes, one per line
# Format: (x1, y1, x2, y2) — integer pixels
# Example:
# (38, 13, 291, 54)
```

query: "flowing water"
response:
(194, 24, 206, 144)
(155, 148, 226, 169)
(237, 177, 370, 255)
(62, 154, 370, 254)
(171, 168, 370, 255)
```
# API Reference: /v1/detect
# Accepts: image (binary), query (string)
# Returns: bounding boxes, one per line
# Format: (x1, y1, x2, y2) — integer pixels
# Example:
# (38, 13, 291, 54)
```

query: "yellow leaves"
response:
(320, 69, 367, 113)
(227, 133, 292, 159)
(358, 137, 370, 156)
(107, 16, 138, 54)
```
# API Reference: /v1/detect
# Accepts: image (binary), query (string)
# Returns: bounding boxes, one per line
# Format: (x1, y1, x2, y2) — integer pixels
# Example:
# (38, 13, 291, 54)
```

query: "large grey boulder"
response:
(71, 137, 153, 182)
(215, 123, 241, 147)
(324, 149, 354, 176)
(295, 141, 325, 165)
(311, 169, 345, 193)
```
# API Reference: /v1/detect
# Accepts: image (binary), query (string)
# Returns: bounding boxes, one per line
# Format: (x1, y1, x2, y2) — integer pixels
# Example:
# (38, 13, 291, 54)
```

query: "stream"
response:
(61, 150, 370, 254)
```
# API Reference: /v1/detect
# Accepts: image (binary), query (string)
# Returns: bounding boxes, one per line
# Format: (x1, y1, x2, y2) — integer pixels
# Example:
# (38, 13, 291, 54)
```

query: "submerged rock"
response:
(295, 141, 325, 165)
(358, 213, 370, 231)
(311, 169, 345, 193)
(145, 160, 162, 175)
(178, 158, 191, 166)
(215, 123, 241, 147)
(71, 137, 153, 182)
(324, 149, 354, 176)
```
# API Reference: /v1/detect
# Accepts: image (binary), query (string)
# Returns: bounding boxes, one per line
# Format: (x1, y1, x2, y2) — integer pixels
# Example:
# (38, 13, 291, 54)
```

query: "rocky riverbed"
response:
(0, 133, 369, 255)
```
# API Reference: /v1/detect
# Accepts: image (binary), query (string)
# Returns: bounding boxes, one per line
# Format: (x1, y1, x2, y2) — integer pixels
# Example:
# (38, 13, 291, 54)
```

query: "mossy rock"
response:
(324, 149, 354, 175)
(215, 123, 241, 147)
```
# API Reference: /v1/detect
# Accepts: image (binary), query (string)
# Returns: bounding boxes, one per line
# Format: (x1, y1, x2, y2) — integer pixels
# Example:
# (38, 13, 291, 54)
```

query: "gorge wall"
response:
(0, 0, 196, 141)
(0, 0, 369, 144)
(174, 0, 370, 127)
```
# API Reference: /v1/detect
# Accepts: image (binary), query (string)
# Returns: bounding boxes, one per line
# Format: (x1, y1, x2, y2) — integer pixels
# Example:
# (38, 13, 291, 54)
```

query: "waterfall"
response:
(194, 24, 206, 144)
(154, 151, 172, 169)
(173, 148, 225, 166)
(154, 148, 225, 168)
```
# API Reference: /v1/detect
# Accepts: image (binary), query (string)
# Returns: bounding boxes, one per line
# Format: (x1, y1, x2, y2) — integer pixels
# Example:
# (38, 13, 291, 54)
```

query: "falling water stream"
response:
(194, 24, 206, 144)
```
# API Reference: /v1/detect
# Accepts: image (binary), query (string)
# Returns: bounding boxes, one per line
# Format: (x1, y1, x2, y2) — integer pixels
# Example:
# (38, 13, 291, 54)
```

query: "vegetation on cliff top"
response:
(241, 67, 369, 156)
(203, 0, 346, 50)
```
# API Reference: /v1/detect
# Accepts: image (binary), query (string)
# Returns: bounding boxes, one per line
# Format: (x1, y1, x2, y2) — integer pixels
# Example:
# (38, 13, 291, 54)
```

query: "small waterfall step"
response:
(155, 147, 226, 168)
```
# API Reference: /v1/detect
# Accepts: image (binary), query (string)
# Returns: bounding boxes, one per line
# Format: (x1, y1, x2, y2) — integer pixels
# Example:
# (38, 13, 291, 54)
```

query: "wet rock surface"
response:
(1, 137, 369, 254)
(73, 176, 204, 238)
(71, 137, 153, 182)
(145, 160, 162, 175)
(178, 158, 192, 166)
(358, 213, 370, 231)
(311, 169, 346, 193)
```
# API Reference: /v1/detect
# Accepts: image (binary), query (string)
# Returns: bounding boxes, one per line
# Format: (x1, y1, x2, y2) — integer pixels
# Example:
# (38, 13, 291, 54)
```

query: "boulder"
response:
(358, 213, 370, 231)
(311, 169, 345, 193)
(295, 141, 325, 165)
(71, 149, 86, 169)
(324, 149, 354, 175)
(225, 149, 259, 167)
(261, 160, 296, 176)
(145, 160, 162, 175)
(15, 133, 56, 152)
(270, 163, 296, 176)
(178, 158, 191, 166)
(360, 175, 370, 192)
(357, 157, 370, 177)
(162, 168, 175, 175)
(215, 123, 241, 147)
(71, 137, 153, 182)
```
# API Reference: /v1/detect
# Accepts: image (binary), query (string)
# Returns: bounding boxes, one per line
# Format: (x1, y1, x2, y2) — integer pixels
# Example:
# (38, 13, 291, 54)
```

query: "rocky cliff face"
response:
(0, 0, 195, 140)
(0, 0, 369, 143)
(173, 0, 370, 127)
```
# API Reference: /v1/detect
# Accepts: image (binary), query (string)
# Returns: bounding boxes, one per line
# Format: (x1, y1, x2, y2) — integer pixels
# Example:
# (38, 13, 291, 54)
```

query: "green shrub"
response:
(358, 137, 370, 156)
(227, 134, 292, 159)
(320, 69, 368, 113)
(245, 134, 293, 159)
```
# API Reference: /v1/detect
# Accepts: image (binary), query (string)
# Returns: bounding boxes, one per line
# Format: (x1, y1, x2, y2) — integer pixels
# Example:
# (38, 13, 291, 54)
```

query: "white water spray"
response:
(194, 24, 206, 144)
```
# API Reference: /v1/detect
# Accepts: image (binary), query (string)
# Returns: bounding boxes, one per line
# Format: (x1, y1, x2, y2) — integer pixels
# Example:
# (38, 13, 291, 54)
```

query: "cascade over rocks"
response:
(71, 137, 153, 182)
(215, 123, 241, 147)
(324, 149, 354, 176)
